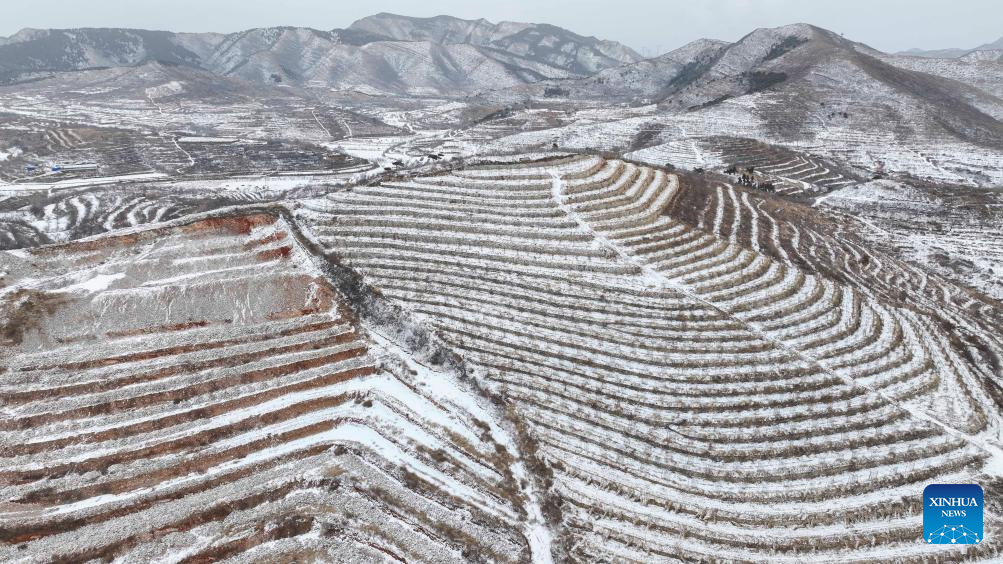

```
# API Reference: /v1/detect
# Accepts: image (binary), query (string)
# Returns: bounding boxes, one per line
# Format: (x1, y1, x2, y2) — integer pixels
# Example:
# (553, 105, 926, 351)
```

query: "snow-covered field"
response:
(819, 180, 1003, 302)
(0, 212, 552, 562)
(175, 136, 241, 143)
(1, 25, 1001, 561)
(291, 154, 1003, 562)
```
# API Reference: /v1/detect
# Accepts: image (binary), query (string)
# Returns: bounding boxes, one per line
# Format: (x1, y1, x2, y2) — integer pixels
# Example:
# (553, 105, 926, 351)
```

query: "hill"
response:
(0, 209, 553, 561)
(5, 154, 999, 561)
(0, 15, 641, 95)
(349, 13, 642, 75)
(1, 14, 1002, 562)
(481, 23, 1003, 188)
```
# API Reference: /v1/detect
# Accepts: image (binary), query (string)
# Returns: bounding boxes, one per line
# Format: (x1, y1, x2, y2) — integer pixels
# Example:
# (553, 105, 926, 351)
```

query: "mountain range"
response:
(1, 13, 1002, 181)
(491, 23, 1003, 153)
(898, 35, 1003, 58)
(0, 13, 642, 95)
(2, 12, 1001, 141)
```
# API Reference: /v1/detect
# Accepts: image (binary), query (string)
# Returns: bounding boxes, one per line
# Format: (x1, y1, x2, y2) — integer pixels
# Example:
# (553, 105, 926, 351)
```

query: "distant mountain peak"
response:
(0, 14, 644, 94)
(0, 27, 50, 45)
(897, 35, 1003, 58)
(348, 12, 642, 74)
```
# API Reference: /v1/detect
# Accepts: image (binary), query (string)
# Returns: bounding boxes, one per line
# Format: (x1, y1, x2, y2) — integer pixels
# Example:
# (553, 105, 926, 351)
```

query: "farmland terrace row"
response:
(0, 212, 550, 563)
(0, 185, 285, 250)
(708, 136, 862, 195)
(296, 154, 1003, 562)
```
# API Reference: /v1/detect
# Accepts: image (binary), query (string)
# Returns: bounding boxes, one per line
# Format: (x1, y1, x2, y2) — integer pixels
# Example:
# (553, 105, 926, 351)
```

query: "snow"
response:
(61, 272, 126, 294)
(144, 81, 184, 100)
(368, 331, 555, 563)
(0, 28, 1001, 561)
(0, 146, 23, 161)
(175, 136, 239, 143)
(2, 172, 167, 192)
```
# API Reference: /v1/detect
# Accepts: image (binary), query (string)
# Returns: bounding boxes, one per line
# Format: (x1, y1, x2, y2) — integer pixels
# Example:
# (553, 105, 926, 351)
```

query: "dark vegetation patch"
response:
(745, 71, 789, 94)
(764, 36, 810, 61)
(629, 123, 666, 152)
(466, 106, 515, 127)
(180, 139, 357, 176)
(688, 94, 732, 111)
(663, 59, 713, 96)
(670, 58, 714, 90)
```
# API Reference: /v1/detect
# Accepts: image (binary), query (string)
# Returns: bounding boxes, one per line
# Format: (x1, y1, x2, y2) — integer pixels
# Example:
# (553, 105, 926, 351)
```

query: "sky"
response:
(1, 0, 1000, 55)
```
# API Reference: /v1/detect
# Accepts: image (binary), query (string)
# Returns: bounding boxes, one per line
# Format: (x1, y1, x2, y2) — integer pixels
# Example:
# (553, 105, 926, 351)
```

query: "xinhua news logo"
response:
(923, 484, 983, 545)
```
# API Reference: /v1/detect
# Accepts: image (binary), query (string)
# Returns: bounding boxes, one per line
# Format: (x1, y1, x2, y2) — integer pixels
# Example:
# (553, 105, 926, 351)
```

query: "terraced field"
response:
(295, 154, 1003, 562)
(2, 151, 1001, 562)
(0, 123, 184, 181)
(710, 136, 862, 195)
(816, 179, 1003, 304)
(171, 139, 361, 176)
(2, 15, 1002, 561)
(0, 185, 275, 250)
(0, 212, 552, 562)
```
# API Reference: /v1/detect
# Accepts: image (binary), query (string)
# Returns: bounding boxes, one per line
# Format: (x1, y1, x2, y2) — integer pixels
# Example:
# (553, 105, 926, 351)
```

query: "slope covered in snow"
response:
(0, 210, 554, 562)
(1, 14, 1001, 562)
(0, 14, 641, 95)
(349, 13, 643, 75)
(292, 154, 1003, 562)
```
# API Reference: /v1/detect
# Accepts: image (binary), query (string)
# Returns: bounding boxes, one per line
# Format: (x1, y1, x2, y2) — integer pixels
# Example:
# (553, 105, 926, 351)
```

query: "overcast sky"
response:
(1, 0, 999, 55)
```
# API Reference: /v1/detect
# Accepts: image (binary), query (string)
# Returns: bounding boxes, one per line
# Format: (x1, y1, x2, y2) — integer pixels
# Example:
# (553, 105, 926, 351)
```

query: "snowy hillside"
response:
(1, 13, 1002, 563)
(0, 15, 641, 95)
(350, 13, 643, 74)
